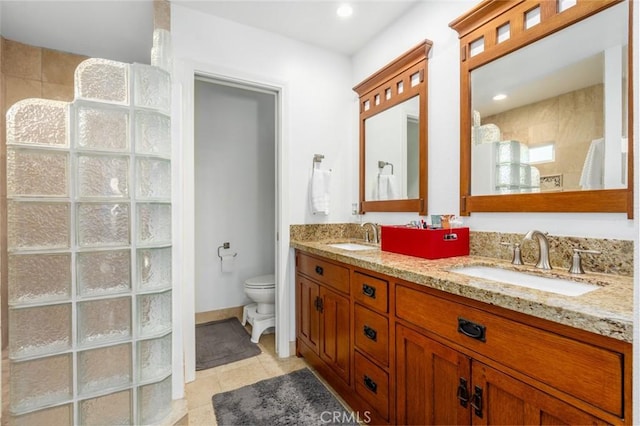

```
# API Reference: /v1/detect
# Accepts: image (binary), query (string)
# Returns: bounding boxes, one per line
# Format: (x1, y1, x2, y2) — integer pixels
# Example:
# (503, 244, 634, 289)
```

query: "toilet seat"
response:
(244, 274, 275, 289)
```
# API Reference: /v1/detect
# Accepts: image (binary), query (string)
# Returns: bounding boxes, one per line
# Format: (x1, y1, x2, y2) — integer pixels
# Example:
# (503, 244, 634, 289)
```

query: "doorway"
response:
(193, 76, 277, 348)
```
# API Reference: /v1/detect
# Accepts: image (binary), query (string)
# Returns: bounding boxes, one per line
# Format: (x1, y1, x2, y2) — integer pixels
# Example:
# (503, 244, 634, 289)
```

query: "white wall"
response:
(351, 0, 637, 240)
(194, 81, 275, 313)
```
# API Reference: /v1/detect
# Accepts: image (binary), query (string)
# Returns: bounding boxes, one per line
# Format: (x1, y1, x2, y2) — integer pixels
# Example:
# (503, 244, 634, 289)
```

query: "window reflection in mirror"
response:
(364, 96, 419, 201)
(470, 2, 628, 196)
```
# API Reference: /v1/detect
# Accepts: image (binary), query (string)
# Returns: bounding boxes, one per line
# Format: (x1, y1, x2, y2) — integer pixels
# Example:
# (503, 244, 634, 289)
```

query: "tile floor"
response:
(186, 331, 312, 425)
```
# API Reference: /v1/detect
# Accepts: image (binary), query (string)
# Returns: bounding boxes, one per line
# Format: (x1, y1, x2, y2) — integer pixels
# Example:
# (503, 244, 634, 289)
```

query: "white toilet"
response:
(242, 274, 275, 343)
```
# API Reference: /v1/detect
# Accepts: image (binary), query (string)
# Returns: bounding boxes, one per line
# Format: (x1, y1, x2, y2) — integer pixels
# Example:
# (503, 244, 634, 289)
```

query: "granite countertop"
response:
(291, 239, 633, 343)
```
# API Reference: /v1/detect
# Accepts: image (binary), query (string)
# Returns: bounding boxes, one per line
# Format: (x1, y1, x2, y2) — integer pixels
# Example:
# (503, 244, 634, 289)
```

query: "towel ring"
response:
(378, 160, 394, 175)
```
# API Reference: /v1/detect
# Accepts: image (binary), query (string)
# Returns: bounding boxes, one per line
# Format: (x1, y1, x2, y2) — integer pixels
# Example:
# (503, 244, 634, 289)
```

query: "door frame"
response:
(173, 59, 291, 387)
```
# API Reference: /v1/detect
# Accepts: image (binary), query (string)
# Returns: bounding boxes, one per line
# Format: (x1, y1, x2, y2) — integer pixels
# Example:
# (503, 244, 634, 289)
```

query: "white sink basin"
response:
(328, 242, 376, 251)
(450, 265, 599, 296)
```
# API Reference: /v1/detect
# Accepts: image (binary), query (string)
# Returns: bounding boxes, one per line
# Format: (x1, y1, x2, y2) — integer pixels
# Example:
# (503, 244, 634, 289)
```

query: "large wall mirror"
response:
(451, 0, 633, 217)
(354, 41, 432, 215)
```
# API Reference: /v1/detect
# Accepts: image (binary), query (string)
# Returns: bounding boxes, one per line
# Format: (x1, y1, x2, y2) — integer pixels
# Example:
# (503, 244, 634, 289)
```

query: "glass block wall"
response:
(6, 57, 172, 424)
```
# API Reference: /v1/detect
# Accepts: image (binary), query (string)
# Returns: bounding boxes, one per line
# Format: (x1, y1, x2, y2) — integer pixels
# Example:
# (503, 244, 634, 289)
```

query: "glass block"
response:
(6, 99, 69, 147)
(77, 250, 131, 297)
(137, 203, 171, 245)
(138, 291, 172, 337)
(496, 140, 529, 164)
(8, 201, 70, 251)
(138, 333, 172, 381)
(9, 304, 71, 358)
(133, 63, 170, 113)
(470, 37, 485, 57)
(10, 354, 72, 412)
(76, 105, 129, 151)
(134, 111, 171, 156)
(138, 375, 172, 425)
(77, 154, 130, 198)
(151, 29, 172, 72)
(7, 148, 69, 197)
(78, 297, 131, 345)
(9, 253, 71, 305)
(75, 58, 129, 104)
(138, 247, 172, 291)
(77, 203, 130, 247)
(496, 164, 533, 186)
(80, 390, 132, 426)
(78, 343, 132, 395)
(136, 158, 171, 200)
(11, 404, 73, 426)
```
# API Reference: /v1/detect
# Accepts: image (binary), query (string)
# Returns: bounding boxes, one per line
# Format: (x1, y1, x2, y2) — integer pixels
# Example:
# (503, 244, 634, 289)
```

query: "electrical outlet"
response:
(351, 202, 359, 215)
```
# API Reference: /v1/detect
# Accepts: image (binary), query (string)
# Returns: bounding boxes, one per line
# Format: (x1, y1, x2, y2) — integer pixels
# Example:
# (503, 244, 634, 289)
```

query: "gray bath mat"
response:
(212, 368, 357, 425)
(196, 317, 261, 370)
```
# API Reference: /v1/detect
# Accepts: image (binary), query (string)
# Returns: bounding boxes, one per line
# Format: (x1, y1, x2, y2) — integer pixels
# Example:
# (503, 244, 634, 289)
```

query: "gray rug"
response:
(196, 317, 261, 370)
(212, 368, 358, 425)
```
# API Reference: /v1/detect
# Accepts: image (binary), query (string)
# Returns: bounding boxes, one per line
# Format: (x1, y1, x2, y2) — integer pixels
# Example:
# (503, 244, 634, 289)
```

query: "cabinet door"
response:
(396, 324, 471, 425)
(471, 361, 607, 425)
(319, 286, 350, 383)
(296, 274, 319, 354)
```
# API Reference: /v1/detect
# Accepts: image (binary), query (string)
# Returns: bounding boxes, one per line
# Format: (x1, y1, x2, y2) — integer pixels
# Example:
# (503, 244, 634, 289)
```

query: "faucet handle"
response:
(569, 248, 601, 274)
(501, 242, 524, 265)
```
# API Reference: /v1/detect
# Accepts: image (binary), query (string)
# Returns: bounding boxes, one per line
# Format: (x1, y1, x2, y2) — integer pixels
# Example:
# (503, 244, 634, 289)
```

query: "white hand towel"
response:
(310, 169, 331, 215)
(579, 138, 604, 190)
(377, 175, 399, 200)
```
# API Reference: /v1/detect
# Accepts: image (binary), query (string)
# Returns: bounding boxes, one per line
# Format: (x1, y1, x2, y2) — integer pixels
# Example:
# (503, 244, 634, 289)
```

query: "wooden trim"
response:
(354, 40, 432, 216)
(450, 0, 633, 218)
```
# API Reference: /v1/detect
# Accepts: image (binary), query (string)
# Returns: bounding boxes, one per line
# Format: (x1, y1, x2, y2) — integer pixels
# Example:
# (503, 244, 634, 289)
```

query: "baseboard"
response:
(195, 306, 244, 325)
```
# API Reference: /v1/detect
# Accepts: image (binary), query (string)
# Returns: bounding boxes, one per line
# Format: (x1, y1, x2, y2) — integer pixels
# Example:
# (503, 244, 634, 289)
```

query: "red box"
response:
(381, 226, 470, 259)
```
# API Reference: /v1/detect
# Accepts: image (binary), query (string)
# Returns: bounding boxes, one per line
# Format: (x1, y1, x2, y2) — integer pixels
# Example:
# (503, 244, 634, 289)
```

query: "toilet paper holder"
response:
(217, 242, 238, 260)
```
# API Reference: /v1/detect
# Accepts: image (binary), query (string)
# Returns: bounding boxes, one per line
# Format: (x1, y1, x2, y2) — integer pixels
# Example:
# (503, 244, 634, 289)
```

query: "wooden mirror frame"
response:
(353, 40, 432, 215)
(450, 0, 634, 218)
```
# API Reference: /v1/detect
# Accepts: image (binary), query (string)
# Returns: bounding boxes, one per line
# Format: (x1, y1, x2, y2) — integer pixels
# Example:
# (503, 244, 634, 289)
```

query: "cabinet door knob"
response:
(362, 284, 376, 298)
(471, 386, 483, 418)
(363, 325, 377, 341)
(315, 265, 324, 275)
(456, 377, 469, 407)
(363, 375, 378, 394)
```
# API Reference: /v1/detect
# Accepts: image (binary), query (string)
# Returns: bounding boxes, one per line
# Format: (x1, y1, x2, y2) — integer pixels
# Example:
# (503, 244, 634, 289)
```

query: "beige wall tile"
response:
(42, 82, 75, 102)
(4, 76, 41, 111)
(154, 0, 171, 31)
(42, 49, 87, 86)
(2, 38, 41, 80)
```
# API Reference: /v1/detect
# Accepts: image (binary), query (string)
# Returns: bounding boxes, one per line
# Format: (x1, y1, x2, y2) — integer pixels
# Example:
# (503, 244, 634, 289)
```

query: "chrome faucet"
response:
(361, 222, 379, 244)
(524, 230, 552, 270)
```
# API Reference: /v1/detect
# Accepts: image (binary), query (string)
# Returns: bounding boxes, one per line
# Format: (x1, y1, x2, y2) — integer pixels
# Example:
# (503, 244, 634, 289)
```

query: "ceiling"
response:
(0, 0, 419, 64)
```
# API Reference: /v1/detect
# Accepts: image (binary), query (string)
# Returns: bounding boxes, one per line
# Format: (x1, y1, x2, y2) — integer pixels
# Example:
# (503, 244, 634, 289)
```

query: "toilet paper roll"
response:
(221, 254, 235, 273)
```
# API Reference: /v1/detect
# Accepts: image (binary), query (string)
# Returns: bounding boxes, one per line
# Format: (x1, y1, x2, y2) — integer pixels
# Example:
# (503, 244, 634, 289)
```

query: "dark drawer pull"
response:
(363, 375, 377, 394)
(363, 325, 377, 341)
(456, 377, 469, 408)
(362, 284, 376, 298)
(315, 265, 324, 276)
(457, 317, 486, 342)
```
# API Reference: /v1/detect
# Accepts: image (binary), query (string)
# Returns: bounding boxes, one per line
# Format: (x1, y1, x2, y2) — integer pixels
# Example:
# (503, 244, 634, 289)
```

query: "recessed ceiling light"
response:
(493, 93, 507, 101)
(336, 3, 353, 18)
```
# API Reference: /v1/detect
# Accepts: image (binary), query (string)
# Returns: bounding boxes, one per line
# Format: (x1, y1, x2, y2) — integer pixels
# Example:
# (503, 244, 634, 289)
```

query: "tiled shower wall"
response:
(5, 55, 172, 424)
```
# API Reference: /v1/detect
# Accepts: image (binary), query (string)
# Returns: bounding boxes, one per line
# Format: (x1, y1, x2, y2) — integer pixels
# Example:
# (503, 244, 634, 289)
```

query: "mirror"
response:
(354, 40, 432, 214)
(451, 0, 633, 217)
(364, 96, 420, 201)
(471, 3, 628, 195)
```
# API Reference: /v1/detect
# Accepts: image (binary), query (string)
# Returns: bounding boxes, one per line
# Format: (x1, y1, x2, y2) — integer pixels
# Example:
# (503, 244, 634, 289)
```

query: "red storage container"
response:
(380, 226, 470, 259)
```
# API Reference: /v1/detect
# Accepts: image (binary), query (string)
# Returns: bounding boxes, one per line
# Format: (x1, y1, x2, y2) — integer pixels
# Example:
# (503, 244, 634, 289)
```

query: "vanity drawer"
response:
(395, 284, 625, 417)
(297, 252, 349, 294)
(353, 271, 388, 313)
(354, 351, 389, 421)
(354, 304, 389, 366)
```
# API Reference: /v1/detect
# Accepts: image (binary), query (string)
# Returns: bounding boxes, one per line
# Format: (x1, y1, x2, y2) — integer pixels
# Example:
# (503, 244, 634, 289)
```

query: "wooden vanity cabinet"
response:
(295, 253, 350, 384)
(295, 250, 632, 425)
